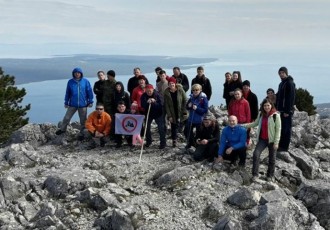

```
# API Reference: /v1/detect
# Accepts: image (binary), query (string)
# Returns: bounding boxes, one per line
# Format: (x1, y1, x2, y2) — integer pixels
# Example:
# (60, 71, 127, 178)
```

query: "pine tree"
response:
(0, 67, 31, 144)
(295, 88, 316, 116)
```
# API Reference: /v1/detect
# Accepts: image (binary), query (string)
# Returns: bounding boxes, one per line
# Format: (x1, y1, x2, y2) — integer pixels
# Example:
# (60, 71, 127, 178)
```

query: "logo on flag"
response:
(115, 113, 144, 135)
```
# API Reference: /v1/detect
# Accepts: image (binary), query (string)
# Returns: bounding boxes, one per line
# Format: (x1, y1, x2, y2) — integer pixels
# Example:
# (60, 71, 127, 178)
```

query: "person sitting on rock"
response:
(140, 84, 166, 149)
(85, 103, 111, 149)
(193, 111, 220, 162)
(215, 115, 247, 167)
(114, 101, 133, 148)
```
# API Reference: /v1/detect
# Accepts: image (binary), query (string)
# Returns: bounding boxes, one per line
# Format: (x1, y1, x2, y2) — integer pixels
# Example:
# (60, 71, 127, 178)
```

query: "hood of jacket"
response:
(72, 67, 84, 78)
(115, 81, 125, 94)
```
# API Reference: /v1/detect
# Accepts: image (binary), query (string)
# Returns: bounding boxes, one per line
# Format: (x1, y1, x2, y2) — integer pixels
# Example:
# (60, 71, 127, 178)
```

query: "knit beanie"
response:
(203, 111, 216, 121)
(167, 77, 177, 84)
(278, 66, 288, 76)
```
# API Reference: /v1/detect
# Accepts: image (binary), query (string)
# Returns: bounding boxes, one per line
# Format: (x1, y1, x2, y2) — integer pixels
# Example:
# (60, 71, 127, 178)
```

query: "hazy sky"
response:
(1, 0, 329, 57)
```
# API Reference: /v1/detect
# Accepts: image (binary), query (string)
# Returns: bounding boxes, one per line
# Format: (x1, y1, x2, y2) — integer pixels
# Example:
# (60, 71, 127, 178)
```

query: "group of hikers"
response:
(55, 65, 296, 182)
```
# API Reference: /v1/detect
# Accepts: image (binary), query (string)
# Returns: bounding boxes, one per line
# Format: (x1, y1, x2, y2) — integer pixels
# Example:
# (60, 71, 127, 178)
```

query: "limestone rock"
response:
(227, 187, 260, 210)
(213, 215, 242, 230)
(289, 148, 320, 179)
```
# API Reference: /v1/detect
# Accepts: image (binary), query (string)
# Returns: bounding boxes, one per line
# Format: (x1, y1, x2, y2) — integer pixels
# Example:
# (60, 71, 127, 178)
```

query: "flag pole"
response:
(139, 103, 151, 164)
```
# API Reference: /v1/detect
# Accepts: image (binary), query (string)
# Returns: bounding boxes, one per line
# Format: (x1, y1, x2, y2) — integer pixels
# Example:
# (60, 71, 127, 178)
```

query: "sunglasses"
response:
(96, 108, 104, 110)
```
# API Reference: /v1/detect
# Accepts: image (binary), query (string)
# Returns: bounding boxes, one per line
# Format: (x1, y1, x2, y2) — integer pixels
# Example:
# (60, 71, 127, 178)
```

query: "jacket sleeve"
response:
(243, 113, 261, 128)
(284, 81, 296, 114)
(104, 114, 112, 136)
(206, 79, 212, 100)
(64, 81, 71, 106)
(85, 114, 95, 133)
(274, 113, 281, 145)
(86, 80, 94, 104)
(182, 74, 190, 92)
(245, 101, 251, 123)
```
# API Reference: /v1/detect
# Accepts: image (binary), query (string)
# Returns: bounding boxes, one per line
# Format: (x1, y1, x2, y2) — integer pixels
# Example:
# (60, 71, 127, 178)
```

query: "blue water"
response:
(19, 55, 329, 124)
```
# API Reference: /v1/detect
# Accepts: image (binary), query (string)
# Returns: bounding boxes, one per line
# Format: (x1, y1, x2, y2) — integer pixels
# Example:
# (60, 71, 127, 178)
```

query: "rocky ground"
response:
(0, 106, 330, 230)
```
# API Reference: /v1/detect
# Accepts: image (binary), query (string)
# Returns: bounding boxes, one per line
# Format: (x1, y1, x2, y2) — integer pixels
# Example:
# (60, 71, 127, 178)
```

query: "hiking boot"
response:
(87, 142, 96, 150)
(145, 143, 151, 148)
(115, 143, 122, 148)
(185, 144, 191, 150)
(251, 176, 259, 182)
(100, 138, 106, 147)
(77, 135, 84, 141)
(159, 144, 167, 149)
(55, 129, 65, 135)
(172, 140, 177, 147)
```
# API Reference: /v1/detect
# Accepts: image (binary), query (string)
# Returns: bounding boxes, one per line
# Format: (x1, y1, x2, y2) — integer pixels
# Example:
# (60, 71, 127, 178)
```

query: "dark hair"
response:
(173, 66, 180, 71)
(107, 70, 116, 77)
(96, 102, 104, 108)
(260, 98, 276, 116)
(159, 70, 166, 75)
(197, 66, 204, 71)
(97, 70, 105, 76)
(266, 88, 275, 94)
(155, 67, 162, 72)
(232, 71, 242, 83)
(117, 100, 126, 106)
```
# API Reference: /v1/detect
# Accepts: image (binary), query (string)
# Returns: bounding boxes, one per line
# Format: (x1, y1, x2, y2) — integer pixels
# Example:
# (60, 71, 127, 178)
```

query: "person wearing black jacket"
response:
(172, 67, 190, 92)
(140, 84, 166, 149)
(93, 71, 106, 103)
(276, 66, 296, 151)
(242, 80, 259, 121)
(127, 67, 149, 97)
(193, 112, 220, 162)
(191, 66, 212, 100)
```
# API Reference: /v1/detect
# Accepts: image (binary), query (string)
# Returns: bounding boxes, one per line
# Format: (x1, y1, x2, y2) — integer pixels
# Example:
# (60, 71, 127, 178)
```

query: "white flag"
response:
(115, 113, 145, 135)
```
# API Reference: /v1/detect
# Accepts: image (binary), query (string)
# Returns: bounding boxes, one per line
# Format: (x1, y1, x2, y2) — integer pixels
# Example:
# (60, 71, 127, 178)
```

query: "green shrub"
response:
(0, 67, 30, 144)
(295, 88, 317, 116)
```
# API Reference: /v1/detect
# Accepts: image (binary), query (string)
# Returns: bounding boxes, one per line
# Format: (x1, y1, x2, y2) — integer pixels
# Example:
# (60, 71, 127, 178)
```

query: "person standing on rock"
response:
(185, 84, 208, 149)
(243, 98, 281, 182)
(215, 115, 247, 167)
(164, 77, 188, 147)
(85, 103, 111, 149)
(55, 67, 94, 140)
(93, 70, 106, 104)
(193, 111, 220, 162)
(276, 66, 296, 151)
(140, 84, 167, 149)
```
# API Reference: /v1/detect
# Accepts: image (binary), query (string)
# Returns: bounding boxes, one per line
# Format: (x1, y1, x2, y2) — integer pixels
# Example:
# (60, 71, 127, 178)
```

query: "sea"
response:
(18, 54, 329, 124)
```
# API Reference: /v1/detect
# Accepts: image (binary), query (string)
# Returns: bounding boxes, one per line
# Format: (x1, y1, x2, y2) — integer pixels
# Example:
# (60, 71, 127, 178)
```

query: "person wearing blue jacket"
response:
(215, 115, 247, 167)
(184, 83, 208, 149)
(56, 67, 94, 140)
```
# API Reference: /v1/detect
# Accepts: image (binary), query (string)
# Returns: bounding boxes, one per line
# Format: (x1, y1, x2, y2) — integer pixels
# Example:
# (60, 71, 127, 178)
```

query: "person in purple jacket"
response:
(215, 115, 247, 167)
(55, 67, 94, 140)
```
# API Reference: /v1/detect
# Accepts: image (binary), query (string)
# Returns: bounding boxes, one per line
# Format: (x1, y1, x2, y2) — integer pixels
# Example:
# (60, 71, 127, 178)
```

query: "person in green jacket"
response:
(243, 98, 281, 182)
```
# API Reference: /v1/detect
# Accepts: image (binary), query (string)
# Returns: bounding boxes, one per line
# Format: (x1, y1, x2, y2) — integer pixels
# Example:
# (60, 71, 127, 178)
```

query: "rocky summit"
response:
(1, 107, 330, 230)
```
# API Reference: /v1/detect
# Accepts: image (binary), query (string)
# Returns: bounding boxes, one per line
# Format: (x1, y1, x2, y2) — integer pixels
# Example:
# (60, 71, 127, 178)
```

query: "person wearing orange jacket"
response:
(85, 103, 112, 149)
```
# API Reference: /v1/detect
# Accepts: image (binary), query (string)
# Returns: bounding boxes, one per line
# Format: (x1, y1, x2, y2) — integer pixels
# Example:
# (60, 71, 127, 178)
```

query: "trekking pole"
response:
(186, 109, 195, 149)
(139, 103, 152, 164)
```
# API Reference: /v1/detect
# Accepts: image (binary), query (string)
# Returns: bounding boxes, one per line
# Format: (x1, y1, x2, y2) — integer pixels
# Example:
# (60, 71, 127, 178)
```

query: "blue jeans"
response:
(252, 138, 276, 177)
(146, 116, 166, 146)
(60, 106, 87, 135)
(279, 113, 293, 151)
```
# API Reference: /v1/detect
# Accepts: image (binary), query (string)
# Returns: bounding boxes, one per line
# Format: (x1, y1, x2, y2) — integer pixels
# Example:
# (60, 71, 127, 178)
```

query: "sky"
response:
(1, 0, 330, 58)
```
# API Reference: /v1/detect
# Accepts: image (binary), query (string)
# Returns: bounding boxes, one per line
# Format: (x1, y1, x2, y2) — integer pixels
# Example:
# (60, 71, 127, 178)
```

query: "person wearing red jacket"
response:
(131, 75, 147, 114)
(228, 88, 251, 145)
(85, 103, 112, 149)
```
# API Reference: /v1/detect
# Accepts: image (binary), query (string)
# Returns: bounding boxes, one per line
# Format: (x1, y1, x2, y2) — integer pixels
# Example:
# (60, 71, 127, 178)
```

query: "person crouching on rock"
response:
(140, 84, 167, 149)
(114, 101, 133, 148)
(85, 103, 111, 149)
(215, 115, 247, 167)
(193, 111, 220, 162)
